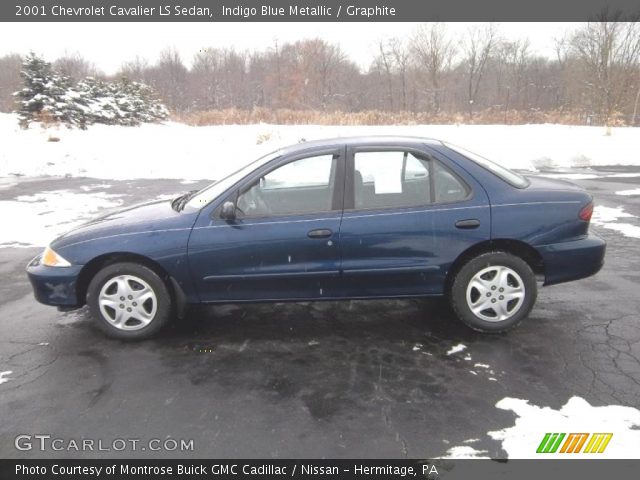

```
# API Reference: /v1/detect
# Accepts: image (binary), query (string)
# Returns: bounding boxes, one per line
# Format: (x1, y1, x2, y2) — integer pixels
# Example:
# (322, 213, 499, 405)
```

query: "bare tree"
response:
(151, 48, 189, 112)
(375, 39, 395, 110)
(191, 48, 223, 109)
(462, 24, 497, 118)
(119, 56, 151, 83)
(0, 53, 22, 112)
(411, 23, 456, 113)
(501, 39, 531, 109)
(54, 53, 98, 81)
(389, 37, 410, 111)
(570, 16, 640, 125)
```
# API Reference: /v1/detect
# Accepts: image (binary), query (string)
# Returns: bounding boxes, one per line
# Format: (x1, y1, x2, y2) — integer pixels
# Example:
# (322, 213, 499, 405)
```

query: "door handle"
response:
(455, 219, 480, 229)
(308, 228, 333, 239)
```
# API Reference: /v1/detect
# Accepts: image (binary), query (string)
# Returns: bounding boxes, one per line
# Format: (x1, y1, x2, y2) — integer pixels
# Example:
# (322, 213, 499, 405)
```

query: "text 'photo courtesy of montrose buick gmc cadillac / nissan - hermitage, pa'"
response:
(26, 137, 605, 340)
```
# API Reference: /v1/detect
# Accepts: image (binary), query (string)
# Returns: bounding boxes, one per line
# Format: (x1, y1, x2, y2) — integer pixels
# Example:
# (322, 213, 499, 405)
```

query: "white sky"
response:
(0, 22, 579, 74)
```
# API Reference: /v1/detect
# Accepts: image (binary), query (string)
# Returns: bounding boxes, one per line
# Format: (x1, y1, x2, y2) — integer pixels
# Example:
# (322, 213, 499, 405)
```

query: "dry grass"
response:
(173, 107, 620, 126)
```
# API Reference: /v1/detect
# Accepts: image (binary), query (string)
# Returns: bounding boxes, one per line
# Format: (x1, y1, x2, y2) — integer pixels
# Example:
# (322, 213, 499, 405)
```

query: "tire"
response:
(450, 251, 537, 332)
(86, 262, 173, 340)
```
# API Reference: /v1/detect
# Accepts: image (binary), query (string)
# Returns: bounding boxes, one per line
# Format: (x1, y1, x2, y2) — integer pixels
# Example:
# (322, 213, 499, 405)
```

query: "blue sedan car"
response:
(27, 137, 605, 339)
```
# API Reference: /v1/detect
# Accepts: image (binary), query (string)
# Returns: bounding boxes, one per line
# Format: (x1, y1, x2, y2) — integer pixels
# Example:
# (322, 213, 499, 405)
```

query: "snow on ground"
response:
(442, 445, 489, 459)
(446, 343, 467, 355)
(442, 396, 640, 458)
(0, 371, 12, 385)
(616, 188, 640, 196)
(592, 205, 640, 239)
(0, 190, 124, 247)
(3, 113, 640, 180)
(488, 396, 640, 459)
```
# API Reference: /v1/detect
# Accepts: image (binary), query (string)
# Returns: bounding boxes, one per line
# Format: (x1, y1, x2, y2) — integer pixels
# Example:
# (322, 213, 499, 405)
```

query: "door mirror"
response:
(220, 201, 237, 220)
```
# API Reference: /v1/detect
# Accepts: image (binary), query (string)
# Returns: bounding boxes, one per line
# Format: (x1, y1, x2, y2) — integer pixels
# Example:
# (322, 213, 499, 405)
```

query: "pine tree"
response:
(15, 52, 72, 128)
(14, 53, 169, 129)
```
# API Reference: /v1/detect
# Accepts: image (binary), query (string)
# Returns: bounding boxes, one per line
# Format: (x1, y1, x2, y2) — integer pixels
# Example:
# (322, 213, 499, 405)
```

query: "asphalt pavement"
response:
(0, 169, 639, 459)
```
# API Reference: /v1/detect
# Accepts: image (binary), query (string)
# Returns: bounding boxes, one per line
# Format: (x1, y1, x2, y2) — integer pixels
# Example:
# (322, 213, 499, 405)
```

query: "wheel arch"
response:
(76, 252, 187, 315)
(444, 239, 545, 294)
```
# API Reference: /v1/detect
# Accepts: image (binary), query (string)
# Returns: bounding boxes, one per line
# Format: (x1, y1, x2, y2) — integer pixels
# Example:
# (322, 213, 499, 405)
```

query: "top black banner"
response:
(4, 0, 640, 22)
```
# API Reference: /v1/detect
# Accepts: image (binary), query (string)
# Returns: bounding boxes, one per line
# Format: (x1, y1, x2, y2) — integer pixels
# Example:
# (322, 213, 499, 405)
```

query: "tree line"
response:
(2, 20, 640, 126)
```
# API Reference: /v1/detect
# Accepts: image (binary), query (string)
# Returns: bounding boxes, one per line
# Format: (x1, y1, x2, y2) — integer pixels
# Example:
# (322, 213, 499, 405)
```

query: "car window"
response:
(433, 160, 469, 203)
(354, 151, 431, 209)
(444, 142, 529, 188)
(237, 154, 337, 217)
(261, 154, 333, 190)
(184, 149, 283, 211)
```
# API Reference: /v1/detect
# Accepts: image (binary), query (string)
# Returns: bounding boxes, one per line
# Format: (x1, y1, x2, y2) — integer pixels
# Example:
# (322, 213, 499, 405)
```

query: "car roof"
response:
(278, 135, 444, 154)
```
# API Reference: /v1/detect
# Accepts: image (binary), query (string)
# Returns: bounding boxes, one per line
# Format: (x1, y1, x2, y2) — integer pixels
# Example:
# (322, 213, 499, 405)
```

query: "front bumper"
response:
(536, 232, 606, 286)
(26, 255, 83, 306)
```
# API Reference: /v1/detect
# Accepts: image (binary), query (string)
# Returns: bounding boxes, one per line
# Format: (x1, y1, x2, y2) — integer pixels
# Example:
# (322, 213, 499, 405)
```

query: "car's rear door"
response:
(187, 147, 346, 302)
(337, 144, 491, 296)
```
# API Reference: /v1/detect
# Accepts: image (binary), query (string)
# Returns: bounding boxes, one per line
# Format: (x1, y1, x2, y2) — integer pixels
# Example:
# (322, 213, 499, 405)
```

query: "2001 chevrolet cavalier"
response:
(27, 137, 606, 339)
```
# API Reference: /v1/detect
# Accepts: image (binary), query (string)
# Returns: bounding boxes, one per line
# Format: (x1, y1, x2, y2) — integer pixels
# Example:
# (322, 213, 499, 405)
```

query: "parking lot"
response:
(1, 169, 639, 458)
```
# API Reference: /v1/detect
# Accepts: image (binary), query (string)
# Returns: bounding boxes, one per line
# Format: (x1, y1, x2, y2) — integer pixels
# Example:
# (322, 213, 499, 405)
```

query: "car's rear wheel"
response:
(87, 262, 172, 340)
(450, 252, 537, 332)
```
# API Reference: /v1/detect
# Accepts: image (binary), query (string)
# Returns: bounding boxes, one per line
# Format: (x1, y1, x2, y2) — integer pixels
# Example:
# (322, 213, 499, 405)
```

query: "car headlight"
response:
(42, 246, 72, 267)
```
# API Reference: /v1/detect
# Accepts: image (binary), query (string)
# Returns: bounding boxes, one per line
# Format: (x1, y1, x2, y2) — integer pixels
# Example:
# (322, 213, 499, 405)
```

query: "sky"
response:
(0, 22, 580, 74)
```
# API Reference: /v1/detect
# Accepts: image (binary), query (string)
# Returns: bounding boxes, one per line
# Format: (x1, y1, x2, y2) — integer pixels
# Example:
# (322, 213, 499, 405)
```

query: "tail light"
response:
(579, 201, 594, 222)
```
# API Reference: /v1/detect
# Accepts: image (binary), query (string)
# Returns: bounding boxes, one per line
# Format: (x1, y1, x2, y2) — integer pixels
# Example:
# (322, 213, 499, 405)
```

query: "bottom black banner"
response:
(1, 459, 639, 480)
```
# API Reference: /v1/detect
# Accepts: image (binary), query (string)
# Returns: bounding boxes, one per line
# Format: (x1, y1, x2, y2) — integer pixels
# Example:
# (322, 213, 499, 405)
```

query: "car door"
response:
(338, 144, 491, 297)
(187, 147, 345, 302)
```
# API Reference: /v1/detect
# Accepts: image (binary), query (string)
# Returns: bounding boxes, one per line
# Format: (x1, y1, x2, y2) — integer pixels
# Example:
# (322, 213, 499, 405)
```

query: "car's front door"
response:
(338, 145, 491, 297)
(188, 148, 345, 302)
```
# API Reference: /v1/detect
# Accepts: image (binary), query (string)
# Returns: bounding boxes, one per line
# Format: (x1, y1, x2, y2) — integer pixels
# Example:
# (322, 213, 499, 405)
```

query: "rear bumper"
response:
(26, 255, 83, 306)
(536, 232, 606, 286)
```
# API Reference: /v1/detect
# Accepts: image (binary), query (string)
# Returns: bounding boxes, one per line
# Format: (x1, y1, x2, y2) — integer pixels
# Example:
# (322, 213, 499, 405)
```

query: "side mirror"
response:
(220, 201, 236, 220)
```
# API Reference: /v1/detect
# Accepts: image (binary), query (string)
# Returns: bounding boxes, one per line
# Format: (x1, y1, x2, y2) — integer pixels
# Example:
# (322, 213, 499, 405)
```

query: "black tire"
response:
(86, 262, 173, 340)
(450, 251, 537, 332)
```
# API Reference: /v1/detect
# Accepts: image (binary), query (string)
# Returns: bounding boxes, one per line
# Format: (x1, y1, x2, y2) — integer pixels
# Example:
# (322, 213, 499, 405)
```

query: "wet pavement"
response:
(0, 169, 639, 459)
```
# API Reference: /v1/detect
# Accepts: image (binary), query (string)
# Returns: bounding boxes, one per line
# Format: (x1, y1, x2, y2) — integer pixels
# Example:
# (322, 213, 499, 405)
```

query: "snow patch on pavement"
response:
(0, 371, 13, 385)
(592, 205, 640, 239)
(615, 188, 640, 196)
(488, 396, 640, 458)
(446, 343, 467, 355)
(442, 445, 489, 459)
(0, 190, 123, 248)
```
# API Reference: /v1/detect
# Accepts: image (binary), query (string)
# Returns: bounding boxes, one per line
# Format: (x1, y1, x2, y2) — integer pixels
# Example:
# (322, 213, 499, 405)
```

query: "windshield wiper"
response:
(171, 190, 198, 212)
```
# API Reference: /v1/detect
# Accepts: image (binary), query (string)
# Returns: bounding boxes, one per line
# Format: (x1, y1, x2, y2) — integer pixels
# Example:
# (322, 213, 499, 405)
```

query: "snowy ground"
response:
(1, 114, 639, 459)
(2, 113, 640, 180)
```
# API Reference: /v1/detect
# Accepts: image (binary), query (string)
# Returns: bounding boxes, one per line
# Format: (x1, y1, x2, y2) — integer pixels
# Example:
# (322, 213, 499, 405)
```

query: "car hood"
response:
(51, 198, 199, 249)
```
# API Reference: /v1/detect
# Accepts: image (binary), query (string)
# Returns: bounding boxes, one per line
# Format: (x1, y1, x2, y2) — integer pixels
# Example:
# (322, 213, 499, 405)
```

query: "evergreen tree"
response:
(14, 53, 168, 129)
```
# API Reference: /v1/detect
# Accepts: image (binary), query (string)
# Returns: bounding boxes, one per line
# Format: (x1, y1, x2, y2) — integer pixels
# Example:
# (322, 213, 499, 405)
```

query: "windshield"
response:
(444, 142, 529, 188)
(184, 149, 283, 211)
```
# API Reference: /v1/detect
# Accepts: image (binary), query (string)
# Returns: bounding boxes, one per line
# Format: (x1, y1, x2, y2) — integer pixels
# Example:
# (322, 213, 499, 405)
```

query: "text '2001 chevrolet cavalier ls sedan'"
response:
(27, 137, 606, 339)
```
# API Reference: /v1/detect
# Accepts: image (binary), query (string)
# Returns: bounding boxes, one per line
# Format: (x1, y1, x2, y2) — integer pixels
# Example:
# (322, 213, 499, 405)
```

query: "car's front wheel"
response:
(86, 262, 173, 340)
(450, 252, 537, 332)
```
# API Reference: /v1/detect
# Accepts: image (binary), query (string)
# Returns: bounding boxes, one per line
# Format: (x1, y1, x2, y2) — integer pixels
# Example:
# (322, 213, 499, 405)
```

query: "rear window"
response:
(445, 143, 529, 188)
